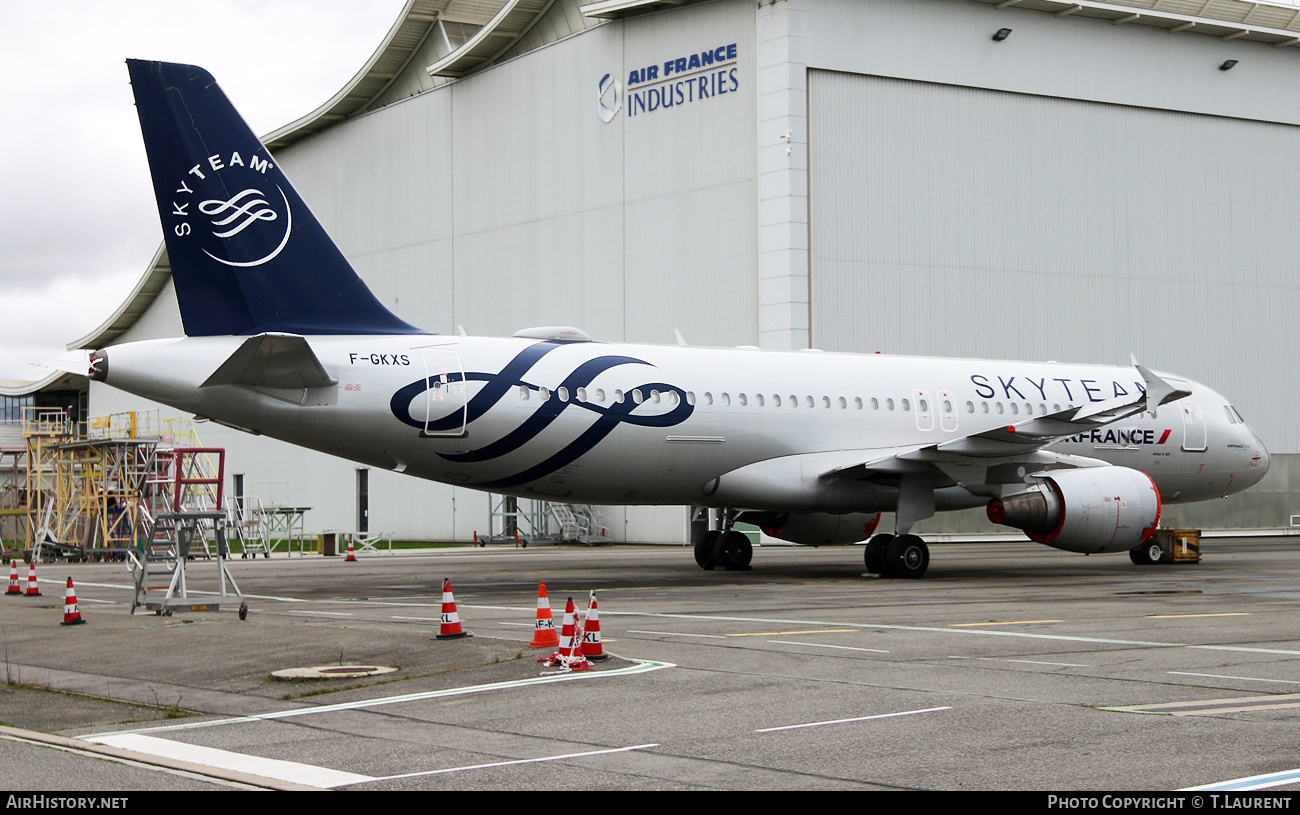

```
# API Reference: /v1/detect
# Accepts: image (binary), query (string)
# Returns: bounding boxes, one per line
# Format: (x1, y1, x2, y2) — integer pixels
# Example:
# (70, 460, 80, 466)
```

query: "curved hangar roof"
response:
(74, 0, 1300, 351)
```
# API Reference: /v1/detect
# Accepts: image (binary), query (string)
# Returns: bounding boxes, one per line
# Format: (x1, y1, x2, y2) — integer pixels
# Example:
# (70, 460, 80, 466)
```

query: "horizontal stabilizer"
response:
(201, 334, 336, 390)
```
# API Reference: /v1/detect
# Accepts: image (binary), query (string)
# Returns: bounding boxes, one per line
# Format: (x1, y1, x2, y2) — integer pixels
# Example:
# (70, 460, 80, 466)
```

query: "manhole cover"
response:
(271, 665, 398, 680)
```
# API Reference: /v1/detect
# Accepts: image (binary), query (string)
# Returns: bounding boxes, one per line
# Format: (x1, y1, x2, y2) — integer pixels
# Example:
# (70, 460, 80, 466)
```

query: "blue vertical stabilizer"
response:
(127, 60, 424, 337)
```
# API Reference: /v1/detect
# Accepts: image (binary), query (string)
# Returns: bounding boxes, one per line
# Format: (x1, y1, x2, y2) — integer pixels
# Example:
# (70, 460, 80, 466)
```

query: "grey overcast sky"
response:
(0, 0, 408, 381)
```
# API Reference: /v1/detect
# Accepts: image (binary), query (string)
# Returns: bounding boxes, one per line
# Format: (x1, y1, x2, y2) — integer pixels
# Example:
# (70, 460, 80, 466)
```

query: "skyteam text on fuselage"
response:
(91, 60, 1270, 579)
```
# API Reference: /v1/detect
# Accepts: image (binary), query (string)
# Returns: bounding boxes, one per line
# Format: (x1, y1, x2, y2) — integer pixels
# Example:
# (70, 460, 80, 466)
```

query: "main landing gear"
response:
(863, 533, 930, 579)
(693, 528, 753, 571)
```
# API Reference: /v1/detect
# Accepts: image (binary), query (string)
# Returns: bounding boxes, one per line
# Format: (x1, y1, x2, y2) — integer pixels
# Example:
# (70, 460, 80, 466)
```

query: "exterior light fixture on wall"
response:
(992, 28, 1012, 41)
(1220, 59, 1238, 71)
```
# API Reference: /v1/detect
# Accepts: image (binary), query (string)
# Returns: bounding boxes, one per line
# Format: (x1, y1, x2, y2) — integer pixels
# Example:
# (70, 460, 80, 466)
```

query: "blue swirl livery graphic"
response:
(390, 342, 693, 488)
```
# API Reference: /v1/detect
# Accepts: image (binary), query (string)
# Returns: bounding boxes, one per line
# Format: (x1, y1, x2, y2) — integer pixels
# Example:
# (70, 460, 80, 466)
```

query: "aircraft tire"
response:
(695, 530, 721, 570)
(864, 534, 893, 574)
(714, 530, 753, 571)
(1129, 540, 1164, 566)
(885, 534, 929, 579)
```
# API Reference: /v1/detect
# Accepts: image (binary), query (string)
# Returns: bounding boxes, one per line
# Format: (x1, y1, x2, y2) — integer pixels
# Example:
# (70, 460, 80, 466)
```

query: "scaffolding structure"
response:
(478, 495, 611, 546)
(8, 409, 228, 564)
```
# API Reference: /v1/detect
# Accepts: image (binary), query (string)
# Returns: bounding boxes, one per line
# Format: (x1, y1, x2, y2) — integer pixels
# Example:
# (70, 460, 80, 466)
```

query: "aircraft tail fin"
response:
(126, 60, 423, 337)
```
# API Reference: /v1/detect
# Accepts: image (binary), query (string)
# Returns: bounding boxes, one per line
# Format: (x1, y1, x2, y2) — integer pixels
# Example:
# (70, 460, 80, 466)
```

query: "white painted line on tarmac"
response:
(987, 659, 1088, 667)
(613, 611, 1300, 658)
(1169, 671, 1300, 685)
(83, 660, 676, 739)
(86, 733, 374, 789)
(756, 706, 951, 733)
(627, 629, 727, 639)
(359, 743, 661, 784)
(768, 641, 889, 653)
(286, 610, 353, 617)
(1182, 767, 1300, 791)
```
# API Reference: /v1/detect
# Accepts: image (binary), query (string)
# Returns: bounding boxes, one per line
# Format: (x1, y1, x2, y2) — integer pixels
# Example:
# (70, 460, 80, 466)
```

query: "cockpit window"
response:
(1224, 406, 1237, 424)
(1230, 405, 1245, 423)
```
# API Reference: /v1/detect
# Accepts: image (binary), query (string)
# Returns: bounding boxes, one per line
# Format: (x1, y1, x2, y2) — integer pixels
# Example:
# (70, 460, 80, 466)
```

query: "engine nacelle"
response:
(745, 511, 882, 546)
(986, 467, 1161, 554)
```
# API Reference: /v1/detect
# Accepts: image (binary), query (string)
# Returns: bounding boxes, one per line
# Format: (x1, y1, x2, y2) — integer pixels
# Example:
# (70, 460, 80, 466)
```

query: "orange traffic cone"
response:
(540, 597, 577, 663)
(581, 593, 608, 661)
(5, 561, 20, 596)
(345, 541, 356, 562)
(61, 577, 85, 626)
(528, 580, 560, 648)
(435, 578, 470, 639)
(24, 562, 41, 597)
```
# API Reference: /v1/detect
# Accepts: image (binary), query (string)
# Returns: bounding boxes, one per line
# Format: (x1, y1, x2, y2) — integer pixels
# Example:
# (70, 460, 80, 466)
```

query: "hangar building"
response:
(79, 0, 1300, 542)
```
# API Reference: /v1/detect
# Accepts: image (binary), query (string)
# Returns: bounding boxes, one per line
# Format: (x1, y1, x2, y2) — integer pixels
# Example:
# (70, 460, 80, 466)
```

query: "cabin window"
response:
(805, 395, 815, 408)
(1009, 403, 1018, 415)
(981, 402, 990, 413)
(854, 397, 863, 409)
(756, 394, 765, 407)
(886, 398, 895, 411)
(704, 392, 713, 405)
(919, 399, 929, 413)
(966, 401, 974, 413)
(1039, 404, 1047, 415)
(871, 398, 879, 410)
(540, 387, 551, 400)
(614, 389, 624, 403)
(995, 402, 1004, 414)
(721, 393, 731, 406)
(901, 399, 911, 412)
(790, 395, 799, 407)
(633, 389, 644, 404)
(576, 387, 587, 402)
(519, 386, 530, 401)
(685, 391, 695, 405)
(651, 389, 661, 403)
(838, 396, 847, 409)
(738, 393, 748, 406)
(943, 400, 953, 414)
(1052, 403, 1060, 412)
(773, 395, 782, 407)
(668, 391, 679, 405)
(558, 387, 569, 402)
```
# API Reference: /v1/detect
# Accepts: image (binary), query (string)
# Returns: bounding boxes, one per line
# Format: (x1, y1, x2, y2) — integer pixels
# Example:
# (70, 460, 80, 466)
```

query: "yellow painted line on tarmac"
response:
(1146, 613, 1250, 619)
(728, 628, 857, 637)
(949, 620, 1063, 627)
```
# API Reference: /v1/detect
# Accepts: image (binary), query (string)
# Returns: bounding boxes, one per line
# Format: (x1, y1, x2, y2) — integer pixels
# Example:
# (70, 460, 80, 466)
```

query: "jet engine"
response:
(747, 511, 882, 546)
(985, 467, 1161, 553)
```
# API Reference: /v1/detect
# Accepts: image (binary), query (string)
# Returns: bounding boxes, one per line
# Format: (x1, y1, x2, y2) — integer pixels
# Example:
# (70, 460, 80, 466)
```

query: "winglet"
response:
(1132, 355, 1191, 408)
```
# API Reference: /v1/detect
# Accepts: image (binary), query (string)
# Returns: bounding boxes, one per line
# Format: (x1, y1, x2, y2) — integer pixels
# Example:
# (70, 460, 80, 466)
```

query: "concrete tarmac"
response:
(3, 537, 1300, 791)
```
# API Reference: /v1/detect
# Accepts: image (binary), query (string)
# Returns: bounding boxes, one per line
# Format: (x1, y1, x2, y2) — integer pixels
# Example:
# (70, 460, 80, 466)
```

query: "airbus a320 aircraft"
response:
(90, 61, 1271, 579)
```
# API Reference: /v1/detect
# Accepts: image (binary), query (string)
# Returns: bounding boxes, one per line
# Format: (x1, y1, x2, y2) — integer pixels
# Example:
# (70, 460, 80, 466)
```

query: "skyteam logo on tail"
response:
(169, 150, 293, 268)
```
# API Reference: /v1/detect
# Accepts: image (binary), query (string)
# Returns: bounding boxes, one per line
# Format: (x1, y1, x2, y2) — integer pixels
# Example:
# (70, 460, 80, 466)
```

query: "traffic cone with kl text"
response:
(5, 561, 19, 596)
(435, 578, 470, 639)
(581, 592, 608, 661)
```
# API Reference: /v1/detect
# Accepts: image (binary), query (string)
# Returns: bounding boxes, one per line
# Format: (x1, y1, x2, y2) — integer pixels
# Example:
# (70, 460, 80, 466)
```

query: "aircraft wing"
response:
(826, 360, 1190, 489)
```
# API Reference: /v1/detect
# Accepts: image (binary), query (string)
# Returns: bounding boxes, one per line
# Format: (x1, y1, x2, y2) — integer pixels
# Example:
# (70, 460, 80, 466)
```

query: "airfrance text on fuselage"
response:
(625, 44, 738, 116)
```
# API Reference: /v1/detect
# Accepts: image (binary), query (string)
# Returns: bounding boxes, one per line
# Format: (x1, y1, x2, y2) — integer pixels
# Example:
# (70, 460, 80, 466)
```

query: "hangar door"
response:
(807, 70, 1300, 368)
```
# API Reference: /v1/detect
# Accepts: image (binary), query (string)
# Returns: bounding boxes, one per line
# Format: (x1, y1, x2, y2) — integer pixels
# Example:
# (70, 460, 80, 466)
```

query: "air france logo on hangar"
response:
(169, 150, 293, 268)
(598, 43, 740, 121)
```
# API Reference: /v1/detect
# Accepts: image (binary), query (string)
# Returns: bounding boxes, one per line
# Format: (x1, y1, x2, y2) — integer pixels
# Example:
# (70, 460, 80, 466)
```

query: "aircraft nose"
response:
(1249, 432, 1271, 479)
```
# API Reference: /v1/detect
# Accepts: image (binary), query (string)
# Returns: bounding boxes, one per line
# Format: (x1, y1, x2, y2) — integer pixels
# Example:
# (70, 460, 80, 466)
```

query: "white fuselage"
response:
(99, 334, 1269, 515)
